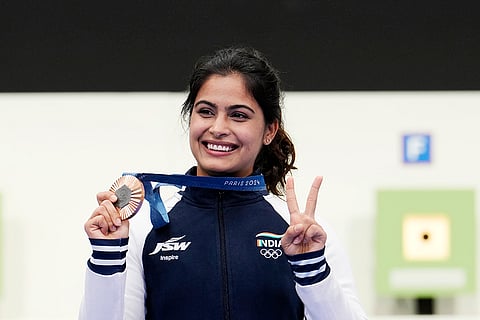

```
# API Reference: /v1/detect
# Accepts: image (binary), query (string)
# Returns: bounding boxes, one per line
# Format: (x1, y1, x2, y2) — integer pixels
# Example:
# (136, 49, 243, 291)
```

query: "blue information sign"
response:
(403, 134, 431, 163)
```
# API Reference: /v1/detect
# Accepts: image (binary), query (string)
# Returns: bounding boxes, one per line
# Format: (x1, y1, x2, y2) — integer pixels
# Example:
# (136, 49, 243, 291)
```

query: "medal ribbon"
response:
(123, 173, 266, 229)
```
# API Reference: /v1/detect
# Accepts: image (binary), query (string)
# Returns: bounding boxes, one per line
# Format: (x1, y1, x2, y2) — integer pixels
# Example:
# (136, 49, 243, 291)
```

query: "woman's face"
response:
(189, 73, 278, 177)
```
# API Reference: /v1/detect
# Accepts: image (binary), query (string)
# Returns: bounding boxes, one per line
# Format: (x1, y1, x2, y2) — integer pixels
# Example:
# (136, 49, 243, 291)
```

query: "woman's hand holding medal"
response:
(84, 175, 144, 239)
(84, 191, 129, 239)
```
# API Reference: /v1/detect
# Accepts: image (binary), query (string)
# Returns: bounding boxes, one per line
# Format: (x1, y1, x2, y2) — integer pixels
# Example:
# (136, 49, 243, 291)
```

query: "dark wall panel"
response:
(1, 1, 479, 91)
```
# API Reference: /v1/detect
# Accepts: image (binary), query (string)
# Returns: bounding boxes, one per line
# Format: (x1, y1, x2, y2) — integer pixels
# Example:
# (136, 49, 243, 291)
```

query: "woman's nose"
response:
(209, 116, 230, 138)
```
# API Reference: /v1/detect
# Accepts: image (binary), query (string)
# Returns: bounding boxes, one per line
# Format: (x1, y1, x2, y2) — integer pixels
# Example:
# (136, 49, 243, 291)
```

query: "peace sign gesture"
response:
(281, 176, 327, 256)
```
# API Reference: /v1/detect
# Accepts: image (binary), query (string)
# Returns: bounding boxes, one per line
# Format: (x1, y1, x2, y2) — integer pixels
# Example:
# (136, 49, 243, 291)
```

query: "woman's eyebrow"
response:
(194, 100, 217, 108)
(228, 105, 255, 114)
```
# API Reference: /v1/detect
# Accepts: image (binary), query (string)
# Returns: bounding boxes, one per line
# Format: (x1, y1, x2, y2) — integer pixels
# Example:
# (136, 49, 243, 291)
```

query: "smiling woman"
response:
(188, 73, 278, 178)
(79, 47, 368, 320)
(181, 48, 296, 195)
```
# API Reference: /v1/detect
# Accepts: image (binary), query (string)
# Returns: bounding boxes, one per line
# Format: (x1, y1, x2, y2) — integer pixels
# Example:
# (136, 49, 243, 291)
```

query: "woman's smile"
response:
(204, 141, 238, 153)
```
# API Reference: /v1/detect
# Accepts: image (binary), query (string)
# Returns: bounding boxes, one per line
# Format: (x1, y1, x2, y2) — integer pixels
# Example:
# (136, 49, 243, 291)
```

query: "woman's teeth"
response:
(207, 143, 233, 152)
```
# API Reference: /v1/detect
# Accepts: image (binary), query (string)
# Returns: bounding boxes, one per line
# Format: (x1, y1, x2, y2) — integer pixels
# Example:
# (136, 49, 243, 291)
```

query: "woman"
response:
(80, 47, 367, 319)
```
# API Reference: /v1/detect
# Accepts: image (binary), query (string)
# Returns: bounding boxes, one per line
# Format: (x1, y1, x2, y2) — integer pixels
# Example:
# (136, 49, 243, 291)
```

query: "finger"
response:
(97, 191, 117, 206)
(100, 199, 123, 228)
(90, 201, 118, 233)
(304, 176, 323, 218)
(96, 215, 110, 236)
(85, 215, 109, 236)
(94, 205, 116, 232)
(285, 176, 300, 215)
(281, 224, 305, 247)
(305, 223, 327, 246)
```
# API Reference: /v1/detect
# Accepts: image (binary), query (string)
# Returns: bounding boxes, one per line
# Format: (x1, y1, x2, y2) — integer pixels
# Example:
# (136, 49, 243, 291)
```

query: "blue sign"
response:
(403, 134, 431, 163)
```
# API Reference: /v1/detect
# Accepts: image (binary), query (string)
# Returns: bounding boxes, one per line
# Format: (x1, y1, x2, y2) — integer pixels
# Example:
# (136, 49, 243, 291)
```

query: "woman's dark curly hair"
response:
(181, 47, 296, 195)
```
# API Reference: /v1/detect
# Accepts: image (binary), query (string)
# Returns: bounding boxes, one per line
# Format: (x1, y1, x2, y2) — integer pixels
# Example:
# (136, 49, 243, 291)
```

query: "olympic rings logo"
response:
(260, 248, 283, 259)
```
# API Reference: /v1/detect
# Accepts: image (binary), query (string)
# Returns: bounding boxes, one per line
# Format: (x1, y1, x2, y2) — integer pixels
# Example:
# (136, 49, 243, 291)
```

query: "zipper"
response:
(217, 191, 230, 320)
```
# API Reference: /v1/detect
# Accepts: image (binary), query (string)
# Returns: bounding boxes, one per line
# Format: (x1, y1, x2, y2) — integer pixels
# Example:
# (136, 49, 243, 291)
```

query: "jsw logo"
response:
(149, 235, 191, 255)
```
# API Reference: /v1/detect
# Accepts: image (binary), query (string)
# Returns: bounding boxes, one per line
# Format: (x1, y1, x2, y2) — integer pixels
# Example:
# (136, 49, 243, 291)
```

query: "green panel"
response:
(376, 189, 476, 297)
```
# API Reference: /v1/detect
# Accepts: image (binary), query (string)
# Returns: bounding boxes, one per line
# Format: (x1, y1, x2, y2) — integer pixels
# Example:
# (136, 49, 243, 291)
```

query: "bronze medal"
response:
(109, 175, 145, 220)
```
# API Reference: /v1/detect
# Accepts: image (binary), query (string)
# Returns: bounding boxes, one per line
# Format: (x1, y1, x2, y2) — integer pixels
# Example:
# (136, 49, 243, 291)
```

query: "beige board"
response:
(402, 214, 451, 261)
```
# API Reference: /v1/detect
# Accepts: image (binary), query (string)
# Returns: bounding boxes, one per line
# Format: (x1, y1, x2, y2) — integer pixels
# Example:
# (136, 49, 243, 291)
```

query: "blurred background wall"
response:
(0, 91, 478, 319)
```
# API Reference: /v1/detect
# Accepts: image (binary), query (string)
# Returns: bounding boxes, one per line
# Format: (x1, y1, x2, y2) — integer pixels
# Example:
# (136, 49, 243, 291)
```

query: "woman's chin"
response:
(197, 166, 247, 178)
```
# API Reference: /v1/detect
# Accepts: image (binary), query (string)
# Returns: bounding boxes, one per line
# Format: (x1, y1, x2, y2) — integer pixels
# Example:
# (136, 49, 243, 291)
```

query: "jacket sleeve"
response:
(290, 221, 368, 320)
(78, 238, 129, 320)
(79, 199, 175, 319)
(78, 229, 148, 320)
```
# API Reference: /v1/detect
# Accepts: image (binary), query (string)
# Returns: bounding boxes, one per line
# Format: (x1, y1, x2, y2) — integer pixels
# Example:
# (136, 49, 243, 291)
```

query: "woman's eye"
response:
(197, 108, 214, 117)
(231, 112, 249, 120)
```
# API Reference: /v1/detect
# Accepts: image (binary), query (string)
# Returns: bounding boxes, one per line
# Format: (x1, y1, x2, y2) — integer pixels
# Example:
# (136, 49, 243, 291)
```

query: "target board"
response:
(376, 189, 475, 296)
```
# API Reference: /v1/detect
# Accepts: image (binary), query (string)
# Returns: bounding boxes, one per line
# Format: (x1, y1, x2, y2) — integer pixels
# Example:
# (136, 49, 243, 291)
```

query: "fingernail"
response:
(115, 218, 122, 226)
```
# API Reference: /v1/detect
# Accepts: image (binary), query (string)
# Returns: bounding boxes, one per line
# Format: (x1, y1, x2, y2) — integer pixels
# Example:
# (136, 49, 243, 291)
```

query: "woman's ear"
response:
(264, 120, 279, 145)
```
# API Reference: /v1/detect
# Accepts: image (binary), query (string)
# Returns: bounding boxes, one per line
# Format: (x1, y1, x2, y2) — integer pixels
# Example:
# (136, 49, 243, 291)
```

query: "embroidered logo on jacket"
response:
(256, 232, 283, 259)
(149, 235, 192, 261)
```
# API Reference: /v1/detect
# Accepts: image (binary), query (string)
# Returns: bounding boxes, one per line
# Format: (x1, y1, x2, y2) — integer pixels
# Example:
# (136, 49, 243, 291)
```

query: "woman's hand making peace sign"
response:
(281, 176, 327, 256)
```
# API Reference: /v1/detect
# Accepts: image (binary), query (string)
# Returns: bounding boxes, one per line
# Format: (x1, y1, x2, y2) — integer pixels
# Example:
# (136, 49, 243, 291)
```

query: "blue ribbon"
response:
(122, 172, 266, 229)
